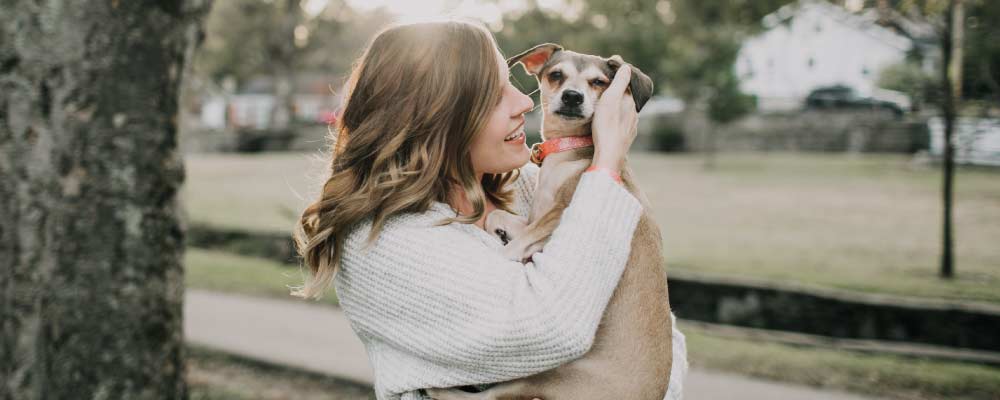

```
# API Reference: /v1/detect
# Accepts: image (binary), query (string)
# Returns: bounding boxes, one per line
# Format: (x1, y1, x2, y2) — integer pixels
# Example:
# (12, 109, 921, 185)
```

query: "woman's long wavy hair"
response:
(291, 20, 521, 300)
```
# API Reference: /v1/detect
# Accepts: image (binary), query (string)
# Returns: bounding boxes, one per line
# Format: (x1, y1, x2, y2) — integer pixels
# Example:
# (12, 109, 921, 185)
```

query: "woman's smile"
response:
(504, 124, 526, 144)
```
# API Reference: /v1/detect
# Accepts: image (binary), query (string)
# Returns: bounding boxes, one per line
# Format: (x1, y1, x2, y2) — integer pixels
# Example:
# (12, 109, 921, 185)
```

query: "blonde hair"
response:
(291, 20, 520, 300)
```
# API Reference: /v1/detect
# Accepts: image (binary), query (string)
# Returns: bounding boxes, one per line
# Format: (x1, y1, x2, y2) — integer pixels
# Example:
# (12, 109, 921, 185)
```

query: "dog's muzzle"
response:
(554, 90, 586, 119)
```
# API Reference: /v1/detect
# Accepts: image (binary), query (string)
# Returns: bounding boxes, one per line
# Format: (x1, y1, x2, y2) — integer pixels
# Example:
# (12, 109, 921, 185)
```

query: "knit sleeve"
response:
(335, 170, 643, 392)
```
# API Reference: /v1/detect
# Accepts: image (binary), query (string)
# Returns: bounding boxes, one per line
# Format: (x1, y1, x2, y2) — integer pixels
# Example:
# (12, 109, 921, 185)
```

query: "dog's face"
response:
(507, 43, 653, 138)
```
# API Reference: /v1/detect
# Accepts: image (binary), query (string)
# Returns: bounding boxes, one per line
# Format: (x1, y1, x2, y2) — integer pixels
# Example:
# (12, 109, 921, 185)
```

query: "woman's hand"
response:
(591, 63, 638, 172)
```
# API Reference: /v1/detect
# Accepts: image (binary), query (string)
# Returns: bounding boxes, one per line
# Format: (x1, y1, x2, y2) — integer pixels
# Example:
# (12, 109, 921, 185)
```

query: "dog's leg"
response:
(500, 176, 580, 262)
(500, 206, 563, 262)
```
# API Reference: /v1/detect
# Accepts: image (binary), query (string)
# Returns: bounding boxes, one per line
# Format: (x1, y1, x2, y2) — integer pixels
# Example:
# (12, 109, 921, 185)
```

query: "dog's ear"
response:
(507, 43, 562, 75)
(607, 55, 655, 112)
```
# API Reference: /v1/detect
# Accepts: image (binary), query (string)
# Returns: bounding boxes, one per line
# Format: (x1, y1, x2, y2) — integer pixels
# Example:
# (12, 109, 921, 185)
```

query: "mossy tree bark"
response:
(1, 1, 211, 398)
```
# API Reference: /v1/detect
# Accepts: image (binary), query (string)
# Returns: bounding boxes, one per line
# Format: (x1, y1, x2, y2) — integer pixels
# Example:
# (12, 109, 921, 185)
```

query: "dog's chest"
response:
(533, 157, 591, 220)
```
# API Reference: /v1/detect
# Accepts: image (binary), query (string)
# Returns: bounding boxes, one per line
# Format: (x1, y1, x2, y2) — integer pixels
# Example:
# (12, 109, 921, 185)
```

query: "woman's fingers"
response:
(590, 59, 639, 172)
(620, 88, 637, 116)
(600, 63, 632, 105)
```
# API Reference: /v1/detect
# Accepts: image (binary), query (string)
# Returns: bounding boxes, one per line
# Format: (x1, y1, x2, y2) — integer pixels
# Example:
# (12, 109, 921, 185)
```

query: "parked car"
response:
(804, 85, 907, 116)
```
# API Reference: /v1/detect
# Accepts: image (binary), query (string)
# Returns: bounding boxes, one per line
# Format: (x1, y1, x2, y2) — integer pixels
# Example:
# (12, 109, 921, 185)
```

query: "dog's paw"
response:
(500, 242, 527, 262)
(500, 237, 540, 263)
(486, 210, 528, 245)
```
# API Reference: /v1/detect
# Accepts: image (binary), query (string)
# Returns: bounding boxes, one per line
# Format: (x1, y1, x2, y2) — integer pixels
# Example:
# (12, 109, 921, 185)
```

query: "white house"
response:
(928, 117, 1000, 167)
(734, 0, 923, 111)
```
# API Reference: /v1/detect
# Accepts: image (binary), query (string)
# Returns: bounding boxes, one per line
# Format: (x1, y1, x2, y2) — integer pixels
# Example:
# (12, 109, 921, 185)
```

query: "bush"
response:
(650, 118, 687, 152)
(877, 62, 937, 111)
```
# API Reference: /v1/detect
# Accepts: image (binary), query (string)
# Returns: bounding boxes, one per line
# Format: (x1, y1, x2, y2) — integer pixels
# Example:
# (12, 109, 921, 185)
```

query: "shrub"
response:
(650, 117, 687, 152)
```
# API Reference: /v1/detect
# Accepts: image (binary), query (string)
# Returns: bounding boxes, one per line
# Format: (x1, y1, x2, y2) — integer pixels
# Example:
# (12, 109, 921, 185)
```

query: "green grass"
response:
(626, 153, 1000, 304)
(181, 152, 326, 233)
(185, 248, 339, 307)
(182, 151, 1000, 303)
(683, 322, 1000, 400)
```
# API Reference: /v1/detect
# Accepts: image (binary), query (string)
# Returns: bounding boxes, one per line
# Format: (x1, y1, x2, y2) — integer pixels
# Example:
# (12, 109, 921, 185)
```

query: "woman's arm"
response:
(334, 170, 642, 388)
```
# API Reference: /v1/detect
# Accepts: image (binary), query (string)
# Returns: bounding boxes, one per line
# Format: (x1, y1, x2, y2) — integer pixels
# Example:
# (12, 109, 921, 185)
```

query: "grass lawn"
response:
(182, 151, 1000, 303)
(185, 249, 1000, 400)
(185, 248, 339, 307)
(626, 153, 1000, 304)
(181, 152, 326, 234)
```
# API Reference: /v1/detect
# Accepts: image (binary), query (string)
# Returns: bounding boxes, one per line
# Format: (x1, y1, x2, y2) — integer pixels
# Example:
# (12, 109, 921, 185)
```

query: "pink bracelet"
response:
(585, 165, 623, 184)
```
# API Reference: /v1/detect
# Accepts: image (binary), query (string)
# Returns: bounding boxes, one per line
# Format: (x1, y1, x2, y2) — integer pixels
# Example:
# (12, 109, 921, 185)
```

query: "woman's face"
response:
(469, 49, 535, 175)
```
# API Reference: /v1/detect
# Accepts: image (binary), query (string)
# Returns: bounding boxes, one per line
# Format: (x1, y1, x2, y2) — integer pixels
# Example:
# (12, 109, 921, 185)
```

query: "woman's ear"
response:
(607, 55, 655, 113)
(507, 43, 563, 75)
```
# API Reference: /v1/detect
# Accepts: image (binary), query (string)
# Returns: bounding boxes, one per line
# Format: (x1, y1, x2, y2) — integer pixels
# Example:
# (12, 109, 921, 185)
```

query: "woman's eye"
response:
(591, 79, 608, 87)
(549, 71, 562, 80)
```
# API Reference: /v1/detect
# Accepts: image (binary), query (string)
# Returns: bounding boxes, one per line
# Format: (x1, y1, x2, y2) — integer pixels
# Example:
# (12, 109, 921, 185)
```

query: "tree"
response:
(863, 0, 991, 278)
(887, 0, 997, 104)
(939, 0, 963, 278)
(877, 61, 937, 111)
(880, 0, 968, 278)
(0, 1, 211, 398)
(195, 0, 317, 129)
(705, 69, 757, 169)
(961, 1, 1000, 105)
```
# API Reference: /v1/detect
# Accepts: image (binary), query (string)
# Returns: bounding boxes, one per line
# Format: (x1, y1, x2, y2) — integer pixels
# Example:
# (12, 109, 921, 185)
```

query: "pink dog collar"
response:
(530, 135, 594, 165)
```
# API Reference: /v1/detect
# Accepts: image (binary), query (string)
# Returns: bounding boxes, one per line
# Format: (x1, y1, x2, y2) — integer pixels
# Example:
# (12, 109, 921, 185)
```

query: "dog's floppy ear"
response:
(607, 55, 655, 112)
(507, 43, 563, 75)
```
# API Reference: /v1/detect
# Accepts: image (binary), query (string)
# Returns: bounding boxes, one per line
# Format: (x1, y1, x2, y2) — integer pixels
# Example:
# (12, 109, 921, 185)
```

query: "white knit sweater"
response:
(334, 162, 687, 400)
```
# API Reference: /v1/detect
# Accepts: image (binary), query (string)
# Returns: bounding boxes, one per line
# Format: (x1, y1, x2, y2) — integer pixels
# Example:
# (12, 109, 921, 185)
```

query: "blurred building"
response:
(735, 0, 938, 112)
(199, 74, 342, 130)
(928, 117, 1000, 166)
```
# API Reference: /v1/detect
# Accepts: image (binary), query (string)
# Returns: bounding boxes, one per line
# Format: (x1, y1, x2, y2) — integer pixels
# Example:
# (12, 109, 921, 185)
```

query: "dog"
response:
(425, 44, 674, 400)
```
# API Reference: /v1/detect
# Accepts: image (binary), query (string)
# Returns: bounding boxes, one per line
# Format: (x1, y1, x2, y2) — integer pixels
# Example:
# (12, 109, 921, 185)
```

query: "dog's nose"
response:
(561, 90, 584, 107)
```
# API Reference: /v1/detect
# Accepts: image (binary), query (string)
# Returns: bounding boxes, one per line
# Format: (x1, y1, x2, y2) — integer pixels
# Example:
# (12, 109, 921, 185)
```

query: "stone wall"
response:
(669, 272, 1000, 352)
(640, 109, 930, 153)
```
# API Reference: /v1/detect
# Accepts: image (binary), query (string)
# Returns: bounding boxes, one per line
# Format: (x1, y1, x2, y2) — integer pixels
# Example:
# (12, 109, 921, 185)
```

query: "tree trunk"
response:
(269, 0, 300, 130)
(940, 0, 963, 279)
(0, 1, 210, 399)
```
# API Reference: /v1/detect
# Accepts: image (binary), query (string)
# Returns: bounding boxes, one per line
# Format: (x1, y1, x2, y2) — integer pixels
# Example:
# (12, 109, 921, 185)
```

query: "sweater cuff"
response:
(579, 169, 640, 207)
(563, 170, 643, 232)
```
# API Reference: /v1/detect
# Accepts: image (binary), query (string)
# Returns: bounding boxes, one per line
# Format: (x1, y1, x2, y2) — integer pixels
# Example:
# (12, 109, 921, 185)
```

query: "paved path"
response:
(184, 289, 882, 400)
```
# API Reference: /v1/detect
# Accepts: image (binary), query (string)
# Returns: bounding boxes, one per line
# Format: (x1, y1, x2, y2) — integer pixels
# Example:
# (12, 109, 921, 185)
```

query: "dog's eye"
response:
(549, 71, 563, 80)
(591, 79, 609, 87)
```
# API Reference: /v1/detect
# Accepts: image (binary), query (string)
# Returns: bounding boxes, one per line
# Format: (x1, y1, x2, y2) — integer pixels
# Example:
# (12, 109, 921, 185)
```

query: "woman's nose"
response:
(514, 90, 534, 116)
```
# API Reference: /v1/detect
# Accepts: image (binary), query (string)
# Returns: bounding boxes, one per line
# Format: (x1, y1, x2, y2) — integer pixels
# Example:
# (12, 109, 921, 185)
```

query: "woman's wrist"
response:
(585, 165, 623, 184)
(591, 151, 623, 174)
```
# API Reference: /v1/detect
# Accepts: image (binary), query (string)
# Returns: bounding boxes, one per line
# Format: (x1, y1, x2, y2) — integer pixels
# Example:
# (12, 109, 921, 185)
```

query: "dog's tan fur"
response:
(426, 45, 672, 400)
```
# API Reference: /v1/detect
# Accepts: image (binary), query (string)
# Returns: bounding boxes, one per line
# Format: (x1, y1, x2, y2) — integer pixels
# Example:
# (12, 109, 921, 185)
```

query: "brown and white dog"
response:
(426, 44, 673, 400)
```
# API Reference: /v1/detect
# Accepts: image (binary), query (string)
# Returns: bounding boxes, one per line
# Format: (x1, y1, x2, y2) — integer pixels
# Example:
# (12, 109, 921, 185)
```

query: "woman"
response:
(292, 20, 685, 400)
